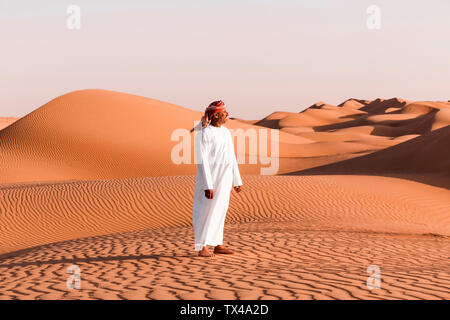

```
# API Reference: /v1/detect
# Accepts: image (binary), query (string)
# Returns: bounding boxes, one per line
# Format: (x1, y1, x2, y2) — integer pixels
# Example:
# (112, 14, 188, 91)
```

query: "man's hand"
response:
(204, 189, 214, 199)
(234, 186, 242, 193)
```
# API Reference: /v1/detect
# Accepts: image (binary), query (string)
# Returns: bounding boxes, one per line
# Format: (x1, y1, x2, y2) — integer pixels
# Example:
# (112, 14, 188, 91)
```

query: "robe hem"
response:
(194, 242, 223, 251)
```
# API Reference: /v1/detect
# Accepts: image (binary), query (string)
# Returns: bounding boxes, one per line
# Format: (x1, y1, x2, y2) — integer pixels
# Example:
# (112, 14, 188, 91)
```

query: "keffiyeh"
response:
(200, 100, 226, 128)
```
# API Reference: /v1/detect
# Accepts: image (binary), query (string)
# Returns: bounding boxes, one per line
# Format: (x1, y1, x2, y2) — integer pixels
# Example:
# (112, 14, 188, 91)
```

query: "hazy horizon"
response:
(1, 0, 449, 119)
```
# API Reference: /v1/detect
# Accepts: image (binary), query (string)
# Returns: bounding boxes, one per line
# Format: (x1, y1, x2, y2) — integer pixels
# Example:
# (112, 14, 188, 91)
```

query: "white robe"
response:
(192, 124, 243, 251)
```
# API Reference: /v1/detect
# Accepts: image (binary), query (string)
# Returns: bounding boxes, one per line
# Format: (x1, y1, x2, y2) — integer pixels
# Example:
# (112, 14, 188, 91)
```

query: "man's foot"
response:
(198, 247, 215, 257)
(214, 245, 234, 254)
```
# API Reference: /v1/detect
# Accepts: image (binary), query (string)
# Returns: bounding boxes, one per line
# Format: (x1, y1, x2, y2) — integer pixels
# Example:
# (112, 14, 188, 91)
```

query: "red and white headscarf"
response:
(201, 100, 226, 128)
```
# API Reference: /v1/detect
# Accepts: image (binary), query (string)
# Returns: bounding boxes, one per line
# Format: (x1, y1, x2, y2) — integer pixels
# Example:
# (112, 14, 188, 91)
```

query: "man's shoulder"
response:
(202, 125, 231, 135)
(222, 126, 233, 137)
(222, 125, 231, 132)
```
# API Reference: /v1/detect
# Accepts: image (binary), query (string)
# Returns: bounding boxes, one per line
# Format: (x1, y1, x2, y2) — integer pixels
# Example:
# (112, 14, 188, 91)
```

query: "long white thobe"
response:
(192, 124, 243, 251)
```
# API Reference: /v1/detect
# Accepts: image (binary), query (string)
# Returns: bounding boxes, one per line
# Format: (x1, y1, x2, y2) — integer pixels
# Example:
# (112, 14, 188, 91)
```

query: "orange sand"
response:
(0, 117, 19, 130)
(0, 90, 449, 300)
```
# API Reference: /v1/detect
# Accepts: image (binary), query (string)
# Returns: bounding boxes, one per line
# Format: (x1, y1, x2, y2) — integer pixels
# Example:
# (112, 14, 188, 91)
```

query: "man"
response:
(192, 100, 243, 257)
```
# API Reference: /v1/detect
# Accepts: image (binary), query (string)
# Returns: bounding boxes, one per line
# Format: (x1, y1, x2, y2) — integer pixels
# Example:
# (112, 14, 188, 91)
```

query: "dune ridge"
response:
(1, 89, 325, 184)
(2, 90, 449, 185)
(0, 117, 19, 130)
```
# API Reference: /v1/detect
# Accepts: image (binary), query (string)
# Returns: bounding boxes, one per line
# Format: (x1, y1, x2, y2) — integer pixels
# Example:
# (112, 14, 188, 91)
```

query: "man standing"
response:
(192, 100, 243, 257)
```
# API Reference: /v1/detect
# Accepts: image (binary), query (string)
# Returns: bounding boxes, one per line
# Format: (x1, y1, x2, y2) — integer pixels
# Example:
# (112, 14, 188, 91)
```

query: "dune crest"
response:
(2, 91, 449, 184)
(0, 117, 19, 130)
(0, 89, 314, 184)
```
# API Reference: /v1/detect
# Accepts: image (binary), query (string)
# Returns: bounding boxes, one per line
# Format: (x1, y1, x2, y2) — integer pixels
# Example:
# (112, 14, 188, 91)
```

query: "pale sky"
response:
(1, 0, 449, 119)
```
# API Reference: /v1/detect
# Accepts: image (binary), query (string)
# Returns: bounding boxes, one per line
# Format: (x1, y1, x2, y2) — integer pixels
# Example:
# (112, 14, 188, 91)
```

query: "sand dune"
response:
(359, 98, 407, 114)
(251, 98, 450, 161)
(1, 90, 449, 300)
(312, 107, 438, 137)
(2, 91, 449, 184)
(1, 89, 209, 183)
(292, 125, 450, 182)
(338, 98, 371, 109)
(255, 104, 365, 129)
(0, 89, 318, 184)
(432, 105, 450, 130)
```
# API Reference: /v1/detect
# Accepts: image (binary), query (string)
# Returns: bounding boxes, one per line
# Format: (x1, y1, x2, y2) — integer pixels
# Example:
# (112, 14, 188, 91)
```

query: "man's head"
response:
(205, 100, 229, 127)
(209, 109, 229, 126)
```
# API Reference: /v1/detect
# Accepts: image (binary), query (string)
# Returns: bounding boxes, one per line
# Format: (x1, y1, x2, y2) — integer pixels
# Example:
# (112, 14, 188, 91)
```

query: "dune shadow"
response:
(312, 109, 437, 136)
(359, 98, 407, 114)
(282, 125, 450, 189)
(282, 171, 449, 190)
(312, 117, 369, 132)
(336, 114, 369, 120)
(252, 118, 280, 129)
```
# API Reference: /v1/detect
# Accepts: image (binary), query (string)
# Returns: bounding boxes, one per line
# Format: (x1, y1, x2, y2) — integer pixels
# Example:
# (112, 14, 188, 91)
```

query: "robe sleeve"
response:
(195, 129, 214, 190)
(229, 130, 243, 187)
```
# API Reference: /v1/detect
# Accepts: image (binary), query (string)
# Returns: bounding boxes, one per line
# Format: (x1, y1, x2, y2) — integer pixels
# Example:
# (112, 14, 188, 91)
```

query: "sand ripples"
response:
(0, 221, 448, 300)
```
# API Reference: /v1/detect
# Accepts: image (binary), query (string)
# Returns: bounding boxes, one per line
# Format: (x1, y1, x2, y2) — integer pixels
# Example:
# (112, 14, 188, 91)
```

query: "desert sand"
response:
(0, 117, 19, 131)
(0, 89, 449, 300)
